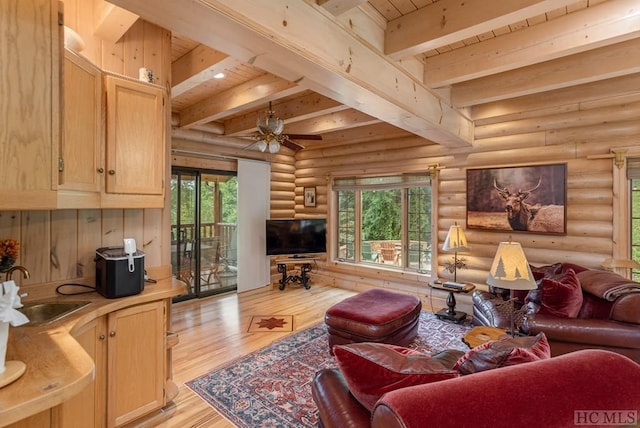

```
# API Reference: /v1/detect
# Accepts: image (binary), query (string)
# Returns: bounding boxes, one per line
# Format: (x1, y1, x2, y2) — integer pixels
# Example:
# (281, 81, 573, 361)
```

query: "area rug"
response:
(186, 311, 471, 428)
(247, 315, 294, 332)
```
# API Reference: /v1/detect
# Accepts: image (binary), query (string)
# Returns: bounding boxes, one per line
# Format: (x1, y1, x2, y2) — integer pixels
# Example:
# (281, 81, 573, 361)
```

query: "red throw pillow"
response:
(453, 332, 550, 375)
(333, 342, 459, 411)
(534, 269, 583, 318)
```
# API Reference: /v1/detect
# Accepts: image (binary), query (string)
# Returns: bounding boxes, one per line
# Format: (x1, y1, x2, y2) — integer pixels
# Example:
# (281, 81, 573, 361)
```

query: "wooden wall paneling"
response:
(0, 211, 21, 247)
(102, 209, 125, 247)
(122, 19, 145, 78)
(101, 37, 125, 75)
(143, 208, 163, 267)
(21, 211, 51, 285)
(78, 209, 102, 279)
(72, 0, 102, 67)
(142, 22, 169, 85)
(123, 208, 144, 251)
(50, 210, 79, 281)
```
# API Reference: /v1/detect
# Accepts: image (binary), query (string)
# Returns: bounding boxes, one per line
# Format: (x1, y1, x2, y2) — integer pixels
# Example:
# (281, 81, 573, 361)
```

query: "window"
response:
(628, 158, 640, 280)
(333, 174, 432, 273)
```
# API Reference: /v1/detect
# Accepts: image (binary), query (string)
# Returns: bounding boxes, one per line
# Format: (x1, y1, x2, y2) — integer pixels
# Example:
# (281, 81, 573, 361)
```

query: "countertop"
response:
(0, 271, 185, 427)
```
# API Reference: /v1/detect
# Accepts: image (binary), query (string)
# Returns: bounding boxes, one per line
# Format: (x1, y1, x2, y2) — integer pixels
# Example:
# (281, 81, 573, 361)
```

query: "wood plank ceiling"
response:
(115, 0, 640, 153)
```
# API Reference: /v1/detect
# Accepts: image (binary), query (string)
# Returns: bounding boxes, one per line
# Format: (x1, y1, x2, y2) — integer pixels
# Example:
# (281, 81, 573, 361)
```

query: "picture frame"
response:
(304, 187, 317, 207)
(466, 163, 567, 235)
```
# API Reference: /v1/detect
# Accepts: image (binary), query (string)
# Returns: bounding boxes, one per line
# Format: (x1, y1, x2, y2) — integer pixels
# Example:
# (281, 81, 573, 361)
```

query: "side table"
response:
(428, 281, 475, 323)
(462, 326, 508, 348)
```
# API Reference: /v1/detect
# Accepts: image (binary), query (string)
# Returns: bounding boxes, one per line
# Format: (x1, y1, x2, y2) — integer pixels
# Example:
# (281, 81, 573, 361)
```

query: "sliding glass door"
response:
(171, 167, 238, 301)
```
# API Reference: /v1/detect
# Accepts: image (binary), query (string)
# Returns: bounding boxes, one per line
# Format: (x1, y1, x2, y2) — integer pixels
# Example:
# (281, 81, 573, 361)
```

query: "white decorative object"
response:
(139, 67, 154, 83)
(0, 281, 29, 387)
(64, 26, 86, 52)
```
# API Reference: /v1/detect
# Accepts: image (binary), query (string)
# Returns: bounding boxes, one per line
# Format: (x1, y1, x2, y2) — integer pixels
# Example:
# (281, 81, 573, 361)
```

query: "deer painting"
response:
(493, 178, 564, 233)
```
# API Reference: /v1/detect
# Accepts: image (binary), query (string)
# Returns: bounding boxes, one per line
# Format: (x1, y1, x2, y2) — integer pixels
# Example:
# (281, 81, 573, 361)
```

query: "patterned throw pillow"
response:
(333, 342, 459, 411)
(452, 332, 550, 375)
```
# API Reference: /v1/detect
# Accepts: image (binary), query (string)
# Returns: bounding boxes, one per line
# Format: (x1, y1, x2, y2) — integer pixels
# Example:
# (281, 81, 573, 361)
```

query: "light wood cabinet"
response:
(57, 317, 107, 428)
(58, 301, 166, 428)
(107, 300, 165, 427)
(58, 50, 103, 208)
(0, 0, 60, 210)
(102, 74, 166, 209)
(58, 60, 166, 209)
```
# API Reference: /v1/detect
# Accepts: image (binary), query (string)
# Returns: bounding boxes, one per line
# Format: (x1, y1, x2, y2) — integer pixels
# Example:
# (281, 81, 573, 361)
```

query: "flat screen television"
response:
(266, 218, 327, 256)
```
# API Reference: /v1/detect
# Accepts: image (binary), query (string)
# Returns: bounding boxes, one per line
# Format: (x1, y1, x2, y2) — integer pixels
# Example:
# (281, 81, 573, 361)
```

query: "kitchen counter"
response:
(0, 270, 185, 427)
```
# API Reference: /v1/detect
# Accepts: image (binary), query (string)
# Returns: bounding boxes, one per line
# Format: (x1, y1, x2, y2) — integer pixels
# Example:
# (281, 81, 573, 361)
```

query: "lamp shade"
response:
(487, 241, 537, 290)
(442, 224, 469, 252)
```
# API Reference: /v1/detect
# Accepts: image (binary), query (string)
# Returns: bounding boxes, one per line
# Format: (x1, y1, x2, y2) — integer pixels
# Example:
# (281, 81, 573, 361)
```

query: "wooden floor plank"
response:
(154, 284, 357, 427)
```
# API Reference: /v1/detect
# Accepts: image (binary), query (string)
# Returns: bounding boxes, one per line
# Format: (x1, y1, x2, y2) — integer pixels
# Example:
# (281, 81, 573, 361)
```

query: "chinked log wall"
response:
(293, 79, 640, 310)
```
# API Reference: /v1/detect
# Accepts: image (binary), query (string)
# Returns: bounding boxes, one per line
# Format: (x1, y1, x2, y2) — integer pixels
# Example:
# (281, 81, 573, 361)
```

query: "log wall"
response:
(291, 82, 640, 312)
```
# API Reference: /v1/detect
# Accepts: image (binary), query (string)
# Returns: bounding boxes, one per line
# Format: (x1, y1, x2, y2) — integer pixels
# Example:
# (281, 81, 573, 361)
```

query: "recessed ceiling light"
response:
(213, 72, 225, 79)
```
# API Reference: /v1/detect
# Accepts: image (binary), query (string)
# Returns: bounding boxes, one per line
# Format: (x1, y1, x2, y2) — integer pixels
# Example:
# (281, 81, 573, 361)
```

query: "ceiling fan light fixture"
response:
(256, 140, 268, 152)
(268, 140, 280, 153)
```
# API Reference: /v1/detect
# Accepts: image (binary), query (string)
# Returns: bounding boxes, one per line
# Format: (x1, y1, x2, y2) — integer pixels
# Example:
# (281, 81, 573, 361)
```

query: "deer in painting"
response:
(493, 178, 564, 233)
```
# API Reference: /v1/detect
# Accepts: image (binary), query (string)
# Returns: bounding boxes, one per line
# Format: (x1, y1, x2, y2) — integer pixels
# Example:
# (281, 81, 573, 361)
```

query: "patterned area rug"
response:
(247, 315, 294, 332)
(186, 311, 472, 428)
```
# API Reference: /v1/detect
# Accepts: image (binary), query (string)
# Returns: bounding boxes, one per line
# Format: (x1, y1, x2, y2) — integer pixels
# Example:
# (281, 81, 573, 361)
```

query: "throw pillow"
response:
(453, 332, 550, 375)
(333, 342, 459, 411)
(527, 269, 583, 318)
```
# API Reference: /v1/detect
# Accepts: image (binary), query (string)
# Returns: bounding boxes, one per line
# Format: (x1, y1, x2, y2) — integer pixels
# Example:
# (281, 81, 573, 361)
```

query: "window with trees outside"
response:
(333, 173, 432, 273)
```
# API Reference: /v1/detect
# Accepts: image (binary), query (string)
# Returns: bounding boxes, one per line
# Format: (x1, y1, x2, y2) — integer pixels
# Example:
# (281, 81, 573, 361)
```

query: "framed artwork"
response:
(304, 187, 316, 207)
(466, 163, 567, 235)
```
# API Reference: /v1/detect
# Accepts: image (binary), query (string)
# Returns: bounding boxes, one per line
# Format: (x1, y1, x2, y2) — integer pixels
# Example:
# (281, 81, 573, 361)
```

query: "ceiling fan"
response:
(243, 102, 322, 153)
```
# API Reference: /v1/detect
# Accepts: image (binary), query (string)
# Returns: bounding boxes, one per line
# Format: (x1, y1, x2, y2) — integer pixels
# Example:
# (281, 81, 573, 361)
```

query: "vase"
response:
(0, 257, 14, 274)
(0, 322, 8, 373)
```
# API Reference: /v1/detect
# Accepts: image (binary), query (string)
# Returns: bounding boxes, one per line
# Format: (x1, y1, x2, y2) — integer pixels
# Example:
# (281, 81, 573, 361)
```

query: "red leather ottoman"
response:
(325, 289, 422, 353)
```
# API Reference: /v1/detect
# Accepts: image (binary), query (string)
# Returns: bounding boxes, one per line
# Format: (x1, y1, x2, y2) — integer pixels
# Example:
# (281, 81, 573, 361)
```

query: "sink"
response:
(18, 301, 91, 326)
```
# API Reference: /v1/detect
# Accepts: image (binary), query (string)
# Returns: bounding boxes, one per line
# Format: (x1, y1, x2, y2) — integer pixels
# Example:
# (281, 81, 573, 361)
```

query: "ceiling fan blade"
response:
(285, 133, 322, 141)
(281, 138, 305, 152)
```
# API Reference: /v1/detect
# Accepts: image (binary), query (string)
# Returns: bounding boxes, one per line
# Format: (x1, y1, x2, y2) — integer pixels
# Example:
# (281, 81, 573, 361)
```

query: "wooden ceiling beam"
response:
(385, 0, 578, 60)
(317, 0, 368, 16)
(178, 73, 304, 128)
(453, 38, 640, 107)
(93, 0, 139, 43)
(111, 0, 473, 147)
(424, 0, 640, 87)
(172, 44, 241, 97)
(224, 92, 347, 135)
(283, 109, 381, 135)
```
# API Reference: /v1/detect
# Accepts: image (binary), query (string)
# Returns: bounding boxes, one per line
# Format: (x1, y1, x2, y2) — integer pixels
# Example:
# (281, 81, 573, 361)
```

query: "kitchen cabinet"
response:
(58, 301, 166, 428)
(102, 74, 166, 209)
(58, 59, 166, 209)
(58, 49, 103, 208)
(0, 0, 61, 210)
(57, 318, 107, 428)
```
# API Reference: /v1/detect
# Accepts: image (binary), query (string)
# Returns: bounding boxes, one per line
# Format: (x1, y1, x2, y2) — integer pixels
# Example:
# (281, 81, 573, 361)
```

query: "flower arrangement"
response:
(0, 239, 19, 272)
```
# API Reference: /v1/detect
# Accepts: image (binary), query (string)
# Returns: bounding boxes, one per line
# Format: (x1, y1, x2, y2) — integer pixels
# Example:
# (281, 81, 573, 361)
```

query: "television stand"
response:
(275, 257, 317, 290)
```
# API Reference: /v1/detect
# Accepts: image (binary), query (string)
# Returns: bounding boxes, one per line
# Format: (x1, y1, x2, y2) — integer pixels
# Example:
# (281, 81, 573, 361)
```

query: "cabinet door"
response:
(57, 317, 107, 428)
(107, 301, 165, 428)
(104, 75, 165, 197)
(59, 49, 103, 196)
(0, 0, 59, 210)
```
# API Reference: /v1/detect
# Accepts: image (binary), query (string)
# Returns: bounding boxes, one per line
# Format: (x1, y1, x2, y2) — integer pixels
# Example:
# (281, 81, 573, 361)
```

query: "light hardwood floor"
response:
(156, 284, 358, 427)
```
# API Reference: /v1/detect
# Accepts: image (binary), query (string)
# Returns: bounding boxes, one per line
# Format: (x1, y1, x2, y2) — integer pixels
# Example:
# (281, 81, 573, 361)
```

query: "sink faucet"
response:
(6, 265, 30, 281)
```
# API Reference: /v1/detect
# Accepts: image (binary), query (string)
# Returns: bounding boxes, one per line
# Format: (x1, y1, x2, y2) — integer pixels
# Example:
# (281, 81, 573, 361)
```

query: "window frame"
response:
(330, 173, 434, 274)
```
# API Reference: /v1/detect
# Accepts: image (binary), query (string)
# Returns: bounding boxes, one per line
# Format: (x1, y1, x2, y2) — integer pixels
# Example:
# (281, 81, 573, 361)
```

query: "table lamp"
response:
(487, 239, 537, 336)
(442, 222, 469, 283)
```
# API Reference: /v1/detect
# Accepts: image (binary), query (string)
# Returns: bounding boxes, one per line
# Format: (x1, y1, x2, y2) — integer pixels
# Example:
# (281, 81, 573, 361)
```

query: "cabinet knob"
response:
(99, 334, 106, 340)
(97, 167, 104, 173)
(109, 331, 116, 337)
(108, 170, 115, 175)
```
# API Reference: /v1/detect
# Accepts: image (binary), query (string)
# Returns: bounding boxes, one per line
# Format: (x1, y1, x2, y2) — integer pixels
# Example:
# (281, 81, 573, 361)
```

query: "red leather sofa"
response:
(312, 349, 640, 428)
(472, 262, 640, 362)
